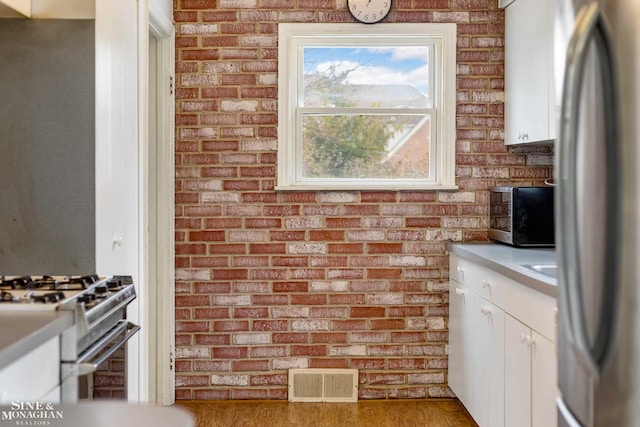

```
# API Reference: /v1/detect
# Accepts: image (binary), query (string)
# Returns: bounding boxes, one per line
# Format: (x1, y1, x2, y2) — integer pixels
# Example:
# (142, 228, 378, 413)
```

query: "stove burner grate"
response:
(0, 291, 16, 302)
(30, 291, 66, 303)
(0, 274, 101, 291)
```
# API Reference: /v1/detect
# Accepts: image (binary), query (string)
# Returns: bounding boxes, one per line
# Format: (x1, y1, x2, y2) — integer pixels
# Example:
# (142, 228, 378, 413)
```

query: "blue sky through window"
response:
(303, 47, 430, 97)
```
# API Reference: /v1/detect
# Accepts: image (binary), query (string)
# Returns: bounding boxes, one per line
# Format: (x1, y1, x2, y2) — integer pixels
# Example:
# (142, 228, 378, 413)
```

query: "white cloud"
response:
(366, 47, 429, 62)
(314, 60, 429, 94)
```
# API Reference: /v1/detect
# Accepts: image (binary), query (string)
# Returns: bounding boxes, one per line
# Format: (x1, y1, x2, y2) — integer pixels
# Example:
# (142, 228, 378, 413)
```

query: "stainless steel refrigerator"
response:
(555, 0, 640, 426)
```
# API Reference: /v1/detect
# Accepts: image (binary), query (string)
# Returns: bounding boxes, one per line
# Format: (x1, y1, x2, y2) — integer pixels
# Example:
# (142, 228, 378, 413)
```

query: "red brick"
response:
(250, 374, 287, 386)
(370, 319, 405, 330)
(253, 320, 289, 331)
(272, 333, 308, 343)
(211, 347, 249, 359)
(233, 307, 269, 318)
(309, 230, 345, 241)
(249, 243, 286, 254)
(350, 307, 386, 318)
(367, 243, 403, 254)
(291, 345, 327, 356)
(194, 334, 231, 345)
(309, 358, 349, 369)
(311, 332, 348, 343)
(213, 320, 249, 332)
(233, 360, 269, 371)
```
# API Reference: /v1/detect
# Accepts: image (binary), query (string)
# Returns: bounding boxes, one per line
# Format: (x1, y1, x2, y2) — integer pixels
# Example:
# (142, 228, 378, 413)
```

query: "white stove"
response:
(0, 274, 139, 401)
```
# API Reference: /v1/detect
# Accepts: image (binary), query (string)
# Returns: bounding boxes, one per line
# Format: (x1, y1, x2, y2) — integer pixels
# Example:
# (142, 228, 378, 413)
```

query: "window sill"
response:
(274, 183, 460, 192)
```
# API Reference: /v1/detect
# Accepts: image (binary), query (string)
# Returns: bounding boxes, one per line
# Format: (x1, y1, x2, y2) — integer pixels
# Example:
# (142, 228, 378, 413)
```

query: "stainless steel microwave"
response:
(488, 186, 555, 247)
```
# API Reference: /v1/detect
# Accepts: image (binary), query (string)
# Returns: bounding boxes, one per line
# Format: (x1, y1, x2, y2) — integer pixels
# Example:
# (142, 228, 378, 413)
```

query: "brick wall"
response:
(173, 0, 553, 400)
(93, 351, 126, 399)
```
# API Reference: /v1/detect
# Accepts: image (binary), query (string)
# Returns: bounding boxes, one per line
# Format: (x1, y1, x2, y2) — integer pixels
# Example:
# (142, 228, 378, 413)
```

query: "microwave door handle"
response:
(558, 2, 621, 376)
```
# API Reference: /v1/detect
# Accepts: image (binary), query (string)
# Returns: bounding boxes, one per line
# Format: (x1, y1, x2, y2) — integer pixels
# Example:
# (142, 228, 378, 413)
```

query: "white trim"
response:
(150, 29, 176, 406)
(276, 23, 458, 191)
(143, 3, 176, 405)
(149, 1, 174, 38)
(134, 0, 150, 404)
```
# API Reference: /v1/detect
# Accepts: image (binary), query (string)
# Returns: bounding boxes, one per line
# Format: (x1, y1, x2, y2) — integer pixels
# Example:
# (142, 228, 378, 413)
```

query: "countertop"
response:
(448, 242, 557, 298)
(0, 401, 194, 427)
(0, 311, 73, 371)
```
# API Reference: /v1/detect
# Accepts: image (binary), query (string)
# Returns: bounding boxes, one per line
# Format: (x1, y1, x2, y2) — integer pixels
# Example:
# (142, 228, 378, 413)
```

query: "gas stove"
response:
(0, 275, 136, 319)
(0, 274, 139, 401)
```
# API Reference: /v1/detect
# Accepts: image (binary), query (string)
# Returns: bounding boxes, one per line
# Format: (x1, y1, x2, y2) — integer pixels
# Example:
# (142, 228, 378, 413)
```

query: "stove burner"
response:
(26, 275, 58, 289)
(0, 291, 16, 302)
(0, 276, 33, 290)
(0, 274, 101, 291)
(67, 274, 100, 289)
(30, 291, 66, 303)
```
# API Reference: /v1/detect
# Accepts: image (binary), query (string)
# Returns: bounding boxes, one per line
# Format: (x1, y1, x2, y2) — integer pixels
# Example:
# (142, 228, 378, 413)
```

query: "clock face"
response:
(347, 0, 391, 24)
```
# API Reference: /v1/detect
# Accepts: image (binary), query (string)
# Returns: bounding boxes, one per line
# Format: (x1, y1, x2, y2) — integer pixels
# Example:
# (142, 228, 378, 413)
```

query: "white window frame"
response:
(276, 23, 458, 191)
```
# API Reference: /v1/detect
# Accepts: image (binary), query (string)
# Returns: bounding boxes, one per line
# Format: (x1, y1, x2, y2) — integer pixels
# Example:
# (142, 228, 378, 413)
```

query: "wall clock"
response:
(347, 0, 391, 24)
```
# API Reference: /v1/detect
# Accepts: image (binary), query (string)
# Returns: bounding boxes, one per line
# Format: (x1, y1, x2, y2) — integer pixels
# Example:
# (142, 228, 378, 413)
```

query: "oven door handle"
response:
(62, 320, 140, 378)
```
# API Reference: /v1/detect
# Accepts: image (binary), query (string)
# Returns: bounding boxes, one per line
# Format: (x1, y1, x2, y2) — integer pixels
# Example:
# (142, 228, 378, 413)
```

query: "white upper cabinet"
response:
(504, 0, 556, 144)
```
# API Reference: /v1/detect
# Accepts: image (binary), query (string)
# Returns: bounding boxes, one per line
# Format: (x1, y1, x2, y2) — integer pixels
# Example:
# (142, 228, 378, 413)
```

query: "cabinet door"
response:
(95, 0, 140, 276)
(473, 296, 505, 427)
(532, 331, 557, 427)
(448, 280, 475, 412)
(521, 0, 551, 143)
(505, 314, 532, 427)
(0, 336, 60, 403)
(504, 0, 555, 144)
(504, 0, 526, 144)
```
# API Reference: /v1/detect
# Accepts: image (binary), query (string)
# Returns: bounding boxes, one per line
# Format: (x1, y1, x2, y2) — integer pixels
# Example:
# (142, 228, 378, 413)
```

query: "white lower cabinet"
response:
(0, 336, 61, 403)
(505, 315, 557, 427)
(473, 296, 505, 427)
(505, 315, 533, 427)
(531, 330, 557, 427)
(448, 254, 557, 427)
(448, 281, 475, 411)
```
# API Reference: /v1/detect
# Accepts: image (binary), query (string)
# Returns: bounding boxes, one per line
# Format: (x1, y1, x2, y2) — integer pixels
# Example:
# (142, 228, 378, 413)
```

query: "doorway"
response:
(146, 6, 175, 404)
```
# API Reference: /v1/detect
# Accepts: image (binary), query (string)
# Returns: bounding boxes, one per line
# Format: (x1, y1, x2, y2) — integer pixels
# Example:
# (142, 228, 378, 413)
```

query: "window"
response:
(277, 23, 457, 191)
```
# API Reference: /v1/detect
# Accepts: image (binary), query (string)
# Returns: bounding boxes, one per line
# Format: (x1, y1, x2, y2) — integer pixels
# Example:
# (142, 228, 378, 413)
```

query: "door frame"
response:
(140, 2, 175, 404)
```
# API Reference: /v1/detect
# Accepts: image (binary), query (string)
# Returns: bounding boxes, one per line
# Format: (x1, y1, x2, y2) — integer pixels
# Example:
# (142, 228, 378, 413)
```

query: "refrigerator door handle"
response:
(557, 397, 584, 427)
(557, 1, 621, 377)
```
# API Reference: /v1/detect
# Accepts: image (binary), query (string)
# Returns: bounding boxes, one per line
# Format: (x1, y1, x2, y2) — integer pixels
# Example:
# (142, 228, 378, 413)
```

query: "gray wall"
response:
(0, 19, 95, 275)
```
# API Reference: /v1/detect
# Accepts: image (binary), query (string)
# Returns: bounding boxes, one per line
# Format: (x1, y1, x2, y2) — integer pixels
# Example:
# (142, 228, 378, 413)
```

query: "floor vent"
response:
(288, 368, 358, 402)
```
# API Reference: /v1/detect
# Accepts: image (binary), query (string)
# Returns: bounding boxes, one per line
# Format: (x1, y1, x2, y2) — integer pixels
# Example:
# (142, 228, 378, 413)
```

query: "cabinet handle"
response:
(455, 287, 464, 296)
(520, 332, 535, 346)
(456, 266, 463, 273)
(480, 304, 491, 315)
(522, 132, 529, 140)
(482, 279, 490, 288)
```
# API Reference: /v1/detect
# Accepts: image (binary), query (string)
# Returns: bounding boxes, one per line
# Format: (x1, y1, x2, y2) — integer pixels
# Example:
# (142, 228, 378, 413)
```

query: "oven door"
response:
(60, 320, 140, 402)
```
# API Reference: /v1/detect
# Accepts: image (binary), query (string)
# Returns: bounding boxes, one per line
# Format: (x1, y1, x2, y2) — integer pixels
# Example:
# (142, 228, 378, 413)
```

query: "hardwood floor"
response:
(178, 399, 478, 427)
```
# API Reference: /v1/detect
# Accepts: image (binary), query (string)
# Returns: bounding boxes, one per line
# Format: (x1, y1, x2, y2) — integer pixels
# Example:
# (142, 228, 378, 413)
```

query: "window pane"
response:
(303, 47, 431, 108)
(301, 114, 432, 179)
